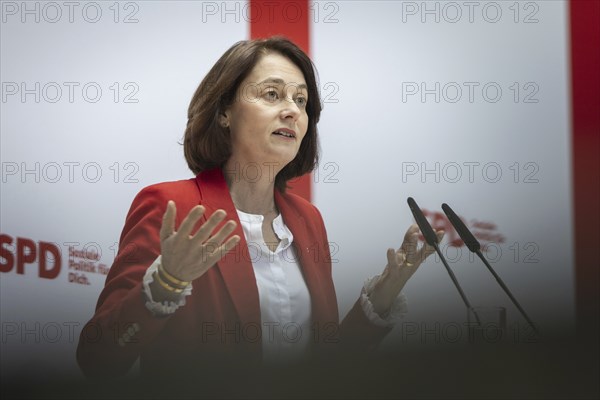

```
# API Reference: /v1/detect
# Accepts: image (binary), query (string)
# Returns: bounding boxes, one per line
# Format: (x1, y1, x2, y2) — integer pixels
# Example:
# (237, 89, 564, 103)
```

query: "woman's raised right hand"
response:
(159, 201, 240, 282)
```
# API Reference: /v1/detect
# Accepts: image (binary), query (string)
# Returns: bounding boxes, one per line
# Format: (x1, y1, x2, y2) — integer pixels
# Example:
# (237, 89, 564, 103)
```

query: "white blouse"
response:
(235, 209, 312, 364)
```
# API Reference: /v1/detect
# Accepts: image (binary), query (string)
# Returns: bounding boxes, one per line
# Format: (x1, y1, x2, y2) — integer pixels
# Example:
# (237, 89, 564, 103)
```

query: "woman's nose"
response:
(280, 97, 301, 120)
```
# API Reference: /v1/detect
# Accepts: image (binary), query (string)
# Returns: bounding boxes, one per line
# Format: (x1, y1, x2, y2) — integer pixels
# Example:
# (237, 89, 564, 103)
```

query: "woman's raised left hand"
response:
(367, 224, 444, 317)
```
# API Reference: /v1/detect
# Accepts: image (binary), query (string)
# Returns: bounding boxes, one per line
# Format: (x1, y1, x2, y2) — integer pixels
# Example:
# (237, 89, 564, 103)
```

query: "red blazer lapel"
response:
(275, 190, 333, 326)
(195, 169, 261, 328)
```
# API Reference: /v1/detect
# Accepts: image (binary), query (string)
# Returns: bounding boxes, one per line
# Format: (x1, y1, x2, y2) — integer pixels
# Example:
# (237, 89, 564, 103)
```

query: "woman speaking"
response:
(76, 37, 443, 380)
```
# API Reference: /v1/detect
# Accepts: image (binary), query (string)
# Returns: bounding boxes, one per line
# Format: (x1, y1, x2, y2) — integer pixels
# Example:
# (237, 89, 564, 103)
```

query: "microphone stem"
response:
(433, 243, 481, 325)
(475, 250, 539, 336)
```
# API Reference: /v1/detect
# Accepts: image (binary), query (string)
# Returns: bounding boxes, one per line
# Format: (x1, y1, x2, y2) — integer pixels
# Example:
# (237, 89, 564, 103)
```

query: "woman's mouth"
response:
(272, 128, 296, 139)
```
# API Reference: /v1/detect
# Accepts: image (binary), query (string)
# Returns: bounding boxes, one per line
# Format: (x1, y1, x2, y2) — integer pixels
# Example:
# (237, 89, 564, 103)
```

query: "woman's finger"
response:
(401, 224, 420, 264)
(437, 230, 445, 240)
(201, 220, 237, 248)
(177, 205, 206, 239)
(387, 248, 408, 267)
(160, 201, 176, 241)
(191, 209, 227, 243)
(387, 248, 397, 266)
(203, 235, 241, 268)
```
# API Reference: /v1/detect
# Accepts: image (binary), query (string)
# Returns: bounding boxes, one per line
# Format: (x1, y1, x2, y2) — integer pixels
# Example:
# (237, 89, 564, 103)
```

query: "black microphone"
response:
(407, 197, 439, 247)
(407, 197, 480, 324)
(442, 203, 539, 335)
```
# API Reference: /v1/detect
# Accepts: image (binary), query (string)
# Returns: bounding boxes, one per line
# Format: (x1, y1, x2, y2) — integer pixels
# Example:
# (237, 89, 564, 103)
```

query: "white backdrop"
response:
(1, 0, 573, 381)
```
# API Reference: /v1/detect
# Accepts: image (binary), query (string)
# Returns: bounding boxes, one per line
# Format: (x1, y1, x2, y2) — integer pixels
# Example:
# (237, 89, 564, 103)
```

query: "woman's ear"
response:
(219, 112, 229, 128)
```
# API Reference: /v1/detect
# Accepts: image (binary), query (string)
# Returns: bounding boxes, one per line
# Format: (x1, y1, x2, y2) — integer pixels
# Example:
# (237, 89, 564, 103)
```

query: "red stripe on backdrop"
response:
(570, 0, 600, 338)
(250, 0, 312, 201)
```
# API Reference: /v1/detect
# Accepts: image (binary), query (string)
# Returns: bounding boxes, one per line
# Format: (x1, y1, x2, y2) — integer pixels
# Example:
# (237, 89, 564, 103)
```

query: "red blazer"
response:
(77, 168, 391, 379)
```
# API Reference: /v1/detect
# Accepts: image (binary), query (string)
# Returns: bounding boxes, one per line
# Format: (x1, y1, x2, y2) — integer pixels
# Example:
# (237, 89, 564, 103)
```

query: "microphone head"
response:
(441, 203, 481, 253)
(407, 197, 439, 247)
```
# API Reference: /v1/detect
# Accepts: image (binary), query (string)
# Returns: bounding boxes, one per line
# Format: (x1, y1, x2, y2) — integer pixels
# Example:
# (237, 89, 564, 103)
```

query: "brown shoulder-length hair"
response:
(183, 36, 322, 192)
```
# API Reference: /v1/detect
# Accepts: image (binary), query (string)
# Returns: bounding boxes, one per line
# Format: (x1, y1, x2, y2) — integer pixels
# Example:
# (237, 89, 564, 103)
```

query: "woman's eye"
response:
(264, 90, 279, 101)
(295, 96, 307, 107)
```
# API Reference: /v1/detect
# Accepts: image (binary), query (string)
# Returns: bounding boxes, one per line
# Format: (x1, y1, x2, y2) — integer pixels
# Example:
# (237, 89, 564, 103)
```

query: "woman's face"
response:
(223, 52, 309, 175)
